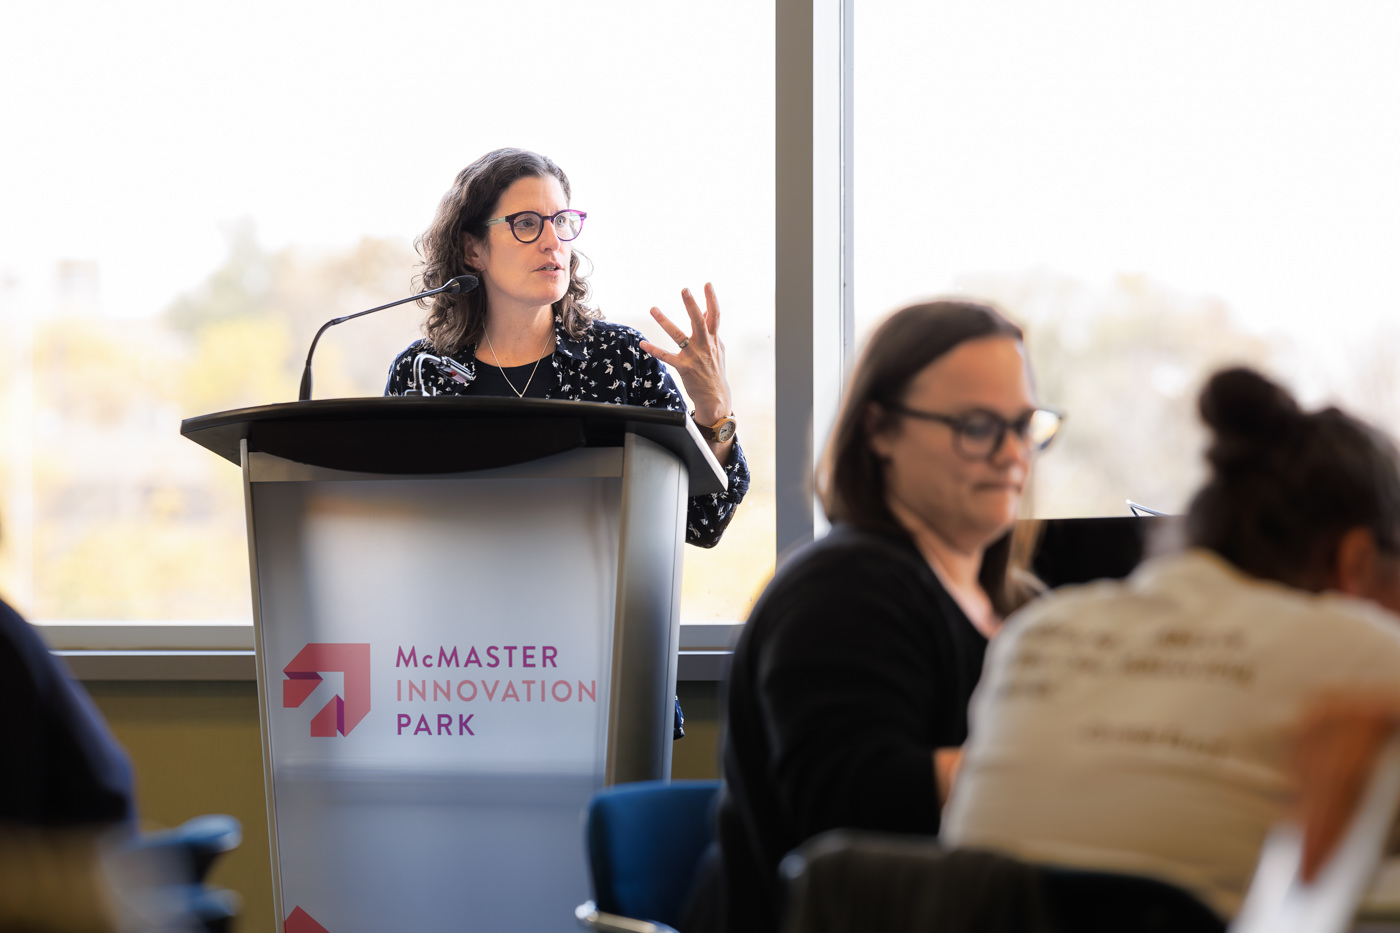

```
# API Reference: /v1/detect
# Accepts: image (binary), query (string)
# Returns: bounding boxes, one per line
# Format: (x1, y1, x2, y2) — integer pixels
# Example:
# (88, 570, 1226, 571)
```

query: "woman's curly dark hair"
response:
(1187, 367, 1400, 588)
(415, 148, 600, 354)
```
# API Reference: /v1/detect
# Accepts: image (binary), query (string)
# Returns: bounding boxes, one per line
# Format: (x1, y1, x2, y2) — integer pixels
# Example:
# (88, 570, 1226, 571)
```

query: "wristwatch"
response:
(692, 411, 737, 444)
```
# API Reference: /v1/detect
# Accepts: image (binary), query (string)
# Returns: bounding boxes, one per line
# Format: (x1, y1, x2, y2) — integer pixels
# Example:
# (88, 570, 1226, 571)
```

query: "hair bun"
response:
(1199, 367, 1302, 442)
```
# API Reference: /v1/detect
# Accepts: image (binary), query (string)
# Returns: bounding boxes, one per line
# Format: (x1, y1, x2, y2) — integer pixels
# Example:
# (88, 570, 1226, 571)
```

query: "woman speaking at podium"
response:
(385, 148, 749, 549)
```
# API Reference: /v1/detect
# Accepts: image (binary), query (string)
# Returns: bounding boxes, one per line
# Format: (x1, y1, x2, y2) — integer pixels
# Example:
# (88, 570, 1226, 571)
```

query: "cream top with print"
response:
(944, 549, 1400, 919)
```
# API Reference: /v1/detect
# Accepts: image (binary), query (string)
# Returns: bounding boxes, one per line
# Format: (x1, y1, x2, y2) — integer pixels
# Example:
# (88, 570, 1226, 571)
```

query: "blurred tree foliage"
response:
(167, 223, 424, 408)
(10, 241, 1395, 620)
(12, 228, 778, 622)
(19, 230, 424, 618)
(959, 269, 1278, 517)
(14, 235, 1400, 623)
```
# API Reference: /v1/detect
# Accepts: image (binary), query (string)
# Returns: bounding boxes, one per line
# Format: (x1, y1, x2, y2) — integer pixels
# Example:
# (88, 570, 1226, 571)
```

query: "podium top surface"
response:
(180, 397, 727, 495)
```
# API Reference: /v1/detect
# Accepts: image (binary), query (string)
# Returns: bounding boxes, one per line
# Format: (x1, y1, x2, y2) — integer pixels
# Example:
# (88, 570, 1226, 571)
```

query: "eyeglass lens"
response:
(955, 410, 1061, 458)
(510, 211, 585, 243)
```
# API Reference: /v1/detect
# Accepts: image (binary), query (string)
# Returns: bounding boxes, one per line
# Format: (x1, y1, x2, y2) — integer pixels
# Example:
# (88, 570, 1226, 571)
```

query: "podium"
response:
(182, 398, 725, 933)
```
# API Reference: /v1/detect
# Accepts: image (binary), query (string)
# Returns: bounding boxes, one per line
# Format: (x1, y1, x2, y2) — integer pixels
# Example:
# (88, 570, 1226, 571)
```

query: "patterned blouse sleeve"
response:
(384, 341, 426, 396)
(629, 337, 751, 549)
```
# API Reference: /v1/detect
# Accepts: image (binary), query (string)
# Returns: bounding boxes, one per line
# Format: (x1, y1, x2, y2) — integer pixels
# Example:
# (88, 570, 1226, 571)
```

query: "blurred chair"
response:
(1230, 734, 1400, 933)
(114, 814, 243, 933)
(779, 830, 1051, 933)
(779, 830, 1224, 933)
(1040, 864, 1224, 933)
(0, 815, 243, 933)
(137, 814, 242, 883)
(575, 780, 720, 933)
(0, 592, 242, 932)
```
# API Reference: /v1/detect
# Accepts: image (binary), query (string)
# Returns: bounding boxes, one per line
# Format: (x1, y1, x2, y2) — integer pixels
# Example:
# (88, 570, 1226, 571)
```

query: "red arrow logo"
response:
(285, 906, 330, 932)
(283, 644, 371, 737)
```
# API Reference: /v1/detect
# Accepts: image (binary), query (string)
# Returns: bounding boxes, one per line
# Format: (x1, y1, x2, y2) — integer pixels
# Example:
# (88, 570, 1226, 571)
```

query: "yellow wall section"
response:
(87, 682, 274, 933)
(673, 682, 722, 783)
(86, 679, 724, 933)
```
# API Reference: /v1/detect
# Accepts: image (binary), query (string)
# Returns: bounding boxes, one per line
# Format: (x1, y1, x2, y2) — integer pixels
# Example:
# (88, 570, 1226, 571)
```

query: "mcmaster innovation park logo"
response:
(282, 643, 371, 737)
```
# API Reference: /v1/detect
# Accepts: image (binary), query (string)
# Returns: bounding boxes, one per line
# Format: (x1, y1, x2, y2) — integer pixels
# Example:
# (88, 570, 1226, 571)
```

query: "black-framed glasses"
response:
(483, 209, 587, 243)
(891, 405, 1064, 461)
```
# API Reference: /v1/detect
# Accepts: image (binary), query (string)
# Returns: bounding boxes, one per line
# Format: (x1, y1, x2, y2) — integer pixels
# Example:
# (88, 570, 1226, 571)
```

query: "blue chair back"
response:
(121, 815, 243, 932)
(584, 780, 720, 929)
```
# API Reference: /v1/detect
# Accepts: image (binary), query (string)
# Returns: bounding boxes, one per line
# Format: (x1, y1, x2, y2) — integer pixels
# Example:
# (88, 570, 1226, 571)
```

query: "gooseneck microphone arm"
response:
(296, 274, 479, 401)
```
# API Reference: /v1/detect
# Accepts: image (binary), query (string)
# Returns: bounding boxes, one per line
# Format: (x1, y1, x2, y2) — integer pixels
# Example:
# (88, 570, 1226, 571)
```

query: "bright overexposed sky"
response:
(3, 1, 1397, 358)
(855, 1, 1400, 349)
(0, 0, 775, 344)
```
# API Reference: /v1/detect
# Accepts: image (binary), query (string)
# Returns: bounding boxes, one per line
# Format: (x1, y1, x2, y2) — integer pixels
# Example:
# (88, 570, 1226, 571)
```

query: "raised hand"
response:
(640, 282, 734, 428)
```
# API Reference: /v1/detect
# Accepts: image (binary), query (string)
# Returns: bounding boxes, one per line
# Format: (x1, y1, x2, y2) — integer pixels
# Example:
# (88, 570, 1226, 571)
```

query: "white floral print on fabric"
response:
(385, 318, 750, 548)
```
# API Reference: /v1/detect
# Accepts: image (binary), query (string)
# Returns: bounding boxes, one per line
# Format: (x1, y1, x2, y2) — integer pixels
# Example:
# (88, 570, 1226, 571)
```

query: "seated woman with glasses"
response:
(687, 301, 1061, 933)
(942, 367, 1400, 925)
(385, 148, 749, 550)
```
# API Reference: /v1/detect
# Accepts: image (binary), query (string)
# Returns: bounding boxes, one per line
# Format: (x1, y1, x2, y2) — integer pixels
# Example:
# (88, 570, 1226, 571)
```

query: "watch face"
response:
(716, 419, 737, 443)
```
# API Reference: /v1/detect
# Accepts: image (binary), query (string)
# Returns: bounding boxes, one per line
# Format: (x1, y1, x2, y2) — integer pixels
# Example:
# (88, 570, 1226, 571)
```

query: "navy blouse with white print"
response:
(384, 316, 750, 548)
(387, 317, 747, 740)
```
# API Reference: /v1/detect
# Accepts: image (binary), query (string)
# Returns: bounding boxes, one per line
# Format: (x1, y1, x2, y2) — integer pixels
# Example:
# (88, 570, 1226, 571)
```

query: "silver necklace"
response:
(483, 326, 554, 399)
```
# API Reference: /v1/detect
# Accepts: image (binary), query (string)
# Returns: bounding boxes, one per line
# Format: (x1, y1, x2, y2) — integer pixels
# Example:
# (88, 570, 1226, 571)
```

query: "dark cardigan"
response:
(704, 524, 989, 933)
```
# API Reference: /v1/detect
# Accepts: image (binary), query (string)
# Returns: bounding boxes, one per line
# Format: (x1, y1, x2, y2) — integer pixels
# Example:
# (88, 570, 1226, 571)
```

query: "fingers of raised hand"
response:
(703, 282, 721, 334)
(680, 287, 708, 334)
(650, 307, 690, 349)
(638, 339, 678, 367)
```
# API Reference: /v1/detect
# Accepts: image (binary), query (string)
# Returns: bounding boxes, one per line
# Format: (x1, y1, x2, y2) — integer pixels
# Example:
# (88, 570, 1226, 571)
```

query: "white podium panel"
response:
(247, 452, 623, 932)
(182, 402, 711, 933)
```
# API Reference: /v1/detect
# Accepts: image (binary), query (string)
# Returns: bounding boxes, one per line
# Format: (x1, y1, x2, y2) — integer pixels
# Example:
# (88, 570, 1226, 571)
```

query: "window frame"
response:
(35, 0, 845, 672)
(776, 0, 855, 556)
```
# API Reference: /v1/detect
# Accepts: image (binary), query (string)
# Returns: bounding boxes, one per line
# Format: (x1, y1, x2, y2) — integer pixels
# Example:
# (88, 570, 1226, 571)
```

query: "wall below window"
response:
(86, 678, 725, 933)
(87, 682, 274, 933)
(674, 681, 723, 781)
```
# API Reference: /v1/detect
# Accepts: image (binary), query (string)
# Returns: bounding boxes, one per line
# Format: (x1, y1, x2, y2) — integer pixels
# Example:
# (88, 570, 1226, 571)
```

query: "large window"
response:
(856, 2, 1400, 517)
(13, 2, 1392, 628)
(0, 2, 775, 624)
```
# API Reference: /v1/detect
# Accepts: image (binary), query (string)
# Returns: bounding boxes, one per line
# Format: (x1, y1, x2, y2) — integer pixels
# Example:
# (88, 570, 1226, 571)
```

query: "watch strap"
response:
(691, 411, 737, 443)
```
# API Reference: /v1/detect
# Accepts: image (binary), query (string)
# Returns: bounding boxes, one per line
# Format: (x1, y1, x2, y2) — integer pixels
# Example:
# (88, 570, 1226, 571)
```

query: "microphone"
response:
(297, 274, 478, 401)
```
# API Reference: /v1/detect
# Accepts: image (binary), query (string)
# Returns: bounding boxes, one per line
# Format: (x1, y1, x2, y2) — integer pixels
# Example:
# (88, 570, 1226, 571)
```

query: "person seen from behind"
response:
(943, 367, 1400, 924)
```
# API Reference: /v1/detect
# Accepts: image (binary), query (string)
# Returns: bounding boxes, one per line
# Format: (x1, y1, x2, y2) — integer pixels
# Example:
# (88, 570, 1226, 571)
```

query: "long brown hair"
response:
(818, 300, 1045, 616)
(415, 148, 600, 354)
